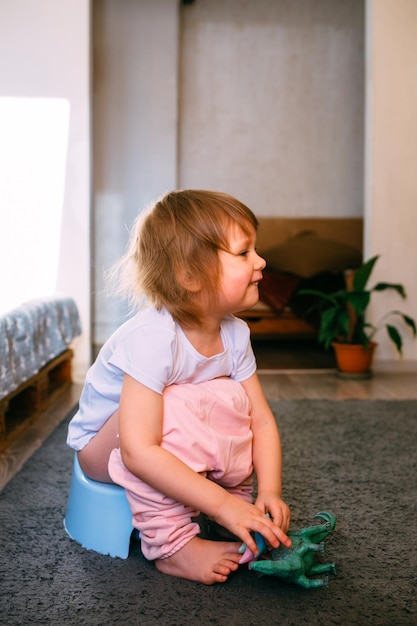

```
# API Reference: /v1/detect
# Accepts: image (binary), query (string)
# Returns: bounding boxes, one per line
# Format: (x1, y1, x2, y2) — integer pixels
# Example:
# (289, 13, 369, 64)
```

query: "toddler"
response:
(67, 189, 291, 584)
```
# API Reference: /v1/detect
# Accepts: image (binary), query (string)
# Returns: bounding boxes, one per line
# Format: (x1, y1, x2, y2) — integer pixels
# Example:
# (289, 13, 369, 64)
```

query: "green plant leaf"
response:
(386, 325, 403, 355)
(352, 255, 379, 291)
(318, 307, 351, 348)
(318, 308, 339, 349)
(297, 289, 339, 305)
(388, 311, 417, 336)
(356, 326, 371, 347)
(403, 313, 417, 336)
(372, 282, 406, 298)
(345, 291, 370, 315)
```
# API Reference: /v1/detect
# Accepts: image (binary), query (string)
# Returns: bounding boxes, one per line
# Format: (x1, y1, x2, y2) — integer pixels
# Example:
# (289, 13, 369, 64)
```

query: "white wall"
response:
(365, 0, 417, 361)
(93, 0, 179, 344)
(179, 0, 365, 218)
(0, 0, 91, 380)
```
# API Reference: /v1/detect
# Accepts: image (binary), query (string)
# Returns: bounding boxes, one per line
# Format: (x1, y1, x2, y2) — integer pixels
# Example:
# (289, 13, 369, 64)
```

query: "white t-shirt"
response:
(67, 306, 256, 451)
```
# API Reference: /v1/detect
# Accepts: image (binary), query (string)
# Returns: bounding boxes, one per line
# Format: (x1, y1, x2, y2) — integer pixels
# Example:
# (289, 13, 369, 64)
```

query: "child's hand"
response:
(255, 491, 291, 535)
(211, 492, 291, 557)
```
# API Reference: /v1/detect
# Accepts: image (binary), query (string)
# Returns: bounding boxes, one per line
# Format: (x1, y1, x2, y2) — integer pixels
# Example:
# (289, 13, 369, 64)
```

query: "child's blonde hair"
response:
(117, 189, 258, 326)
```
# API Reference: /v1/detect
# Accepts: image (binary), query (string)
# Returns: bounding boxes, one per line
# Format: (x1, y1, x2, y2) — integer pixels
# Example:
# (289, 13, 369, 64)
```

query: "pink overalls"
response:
(108, 378, 254, 561)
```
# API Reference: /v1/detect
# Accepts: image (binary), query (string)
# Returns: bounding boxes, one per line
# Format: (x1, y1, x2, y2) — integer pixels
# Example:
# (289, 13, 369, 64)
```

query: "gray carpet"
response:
(1, 399, 416, 625)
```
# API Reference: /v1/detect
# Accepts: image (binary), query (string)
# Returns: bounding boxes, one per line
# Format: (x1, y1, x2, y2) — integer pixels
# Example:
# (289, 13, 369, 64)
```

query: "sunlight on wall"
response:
(0, 97, 70, 313)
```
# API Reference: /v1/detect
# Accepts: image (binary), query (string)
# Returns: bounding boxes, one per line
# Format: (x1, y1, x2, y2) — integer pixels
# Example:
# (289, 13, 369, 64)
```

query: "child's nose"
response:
(255, 251, 266, 270)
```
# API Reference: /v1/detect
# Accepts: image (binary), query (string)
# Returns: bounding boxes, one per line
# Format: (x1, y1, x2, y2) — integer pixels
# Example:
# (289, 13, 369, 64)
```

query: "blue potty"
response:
(64, 455, 134, 558)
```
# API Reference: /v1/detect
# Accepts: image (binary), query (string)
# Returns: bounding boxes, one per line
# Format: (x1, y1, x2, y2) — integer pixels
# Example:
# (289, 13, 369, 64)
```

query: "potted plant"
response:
(298, 255, 416, 377)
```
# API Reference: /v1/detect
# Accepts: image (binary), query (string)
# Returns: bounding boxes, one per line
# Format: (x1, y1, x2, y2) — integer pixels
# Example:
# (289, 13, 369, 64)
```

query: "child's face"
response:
(216, 224, 266, 316)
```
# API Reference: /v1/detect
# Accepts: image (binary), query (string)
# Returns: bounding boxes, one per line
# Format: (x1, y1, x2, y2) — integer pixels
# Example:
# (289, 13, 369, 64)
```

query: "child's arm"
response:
(241, 373, 291, 533)
(118, 374, 290, 554)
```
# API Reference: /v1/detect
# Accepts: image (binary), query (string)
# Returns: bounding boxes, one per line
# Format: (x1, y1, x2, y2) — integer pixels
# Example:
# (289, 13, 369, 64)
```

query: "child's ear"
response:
(178, 271, 201, 293)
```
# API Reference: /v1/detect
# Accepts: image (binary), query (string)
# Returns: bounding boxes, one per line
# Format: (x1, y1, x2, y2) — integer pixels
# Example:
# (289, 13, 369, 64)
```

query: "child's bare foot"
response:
(155, 536, 241, 585)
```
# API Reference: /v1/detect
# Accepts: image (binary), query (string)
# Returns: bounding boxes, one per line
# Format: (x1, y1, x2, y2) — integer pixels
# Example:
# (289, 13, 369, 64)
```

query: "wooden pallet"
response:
(0, 349, 73, 452)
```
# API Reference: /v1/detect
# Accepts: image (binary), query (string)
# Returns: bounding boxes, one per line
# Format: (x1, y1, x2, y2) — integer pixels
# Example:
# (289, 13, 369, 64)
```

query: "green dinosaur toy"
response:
(249, 511, 337, 589)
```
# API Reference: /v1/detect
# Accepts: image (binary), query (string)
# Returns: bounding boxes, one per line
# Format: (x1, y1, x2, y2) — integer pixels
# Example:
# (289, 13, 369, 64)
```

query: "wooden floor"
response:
(1, 360, 416, 492)
(258, 366, 417, 401)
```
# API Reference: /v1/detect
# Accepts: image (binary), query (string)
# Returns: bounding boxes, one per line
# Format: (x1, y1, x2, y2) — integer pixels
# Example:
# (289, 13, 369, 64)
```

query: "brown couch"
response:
(237, 217, 363, 339)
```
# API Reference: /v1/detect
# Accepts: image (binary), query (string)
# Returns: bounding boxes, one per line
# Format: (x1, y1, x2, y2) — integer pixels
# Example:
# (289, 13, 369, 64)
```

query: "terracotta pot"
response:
(331, 342, 377, 378)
